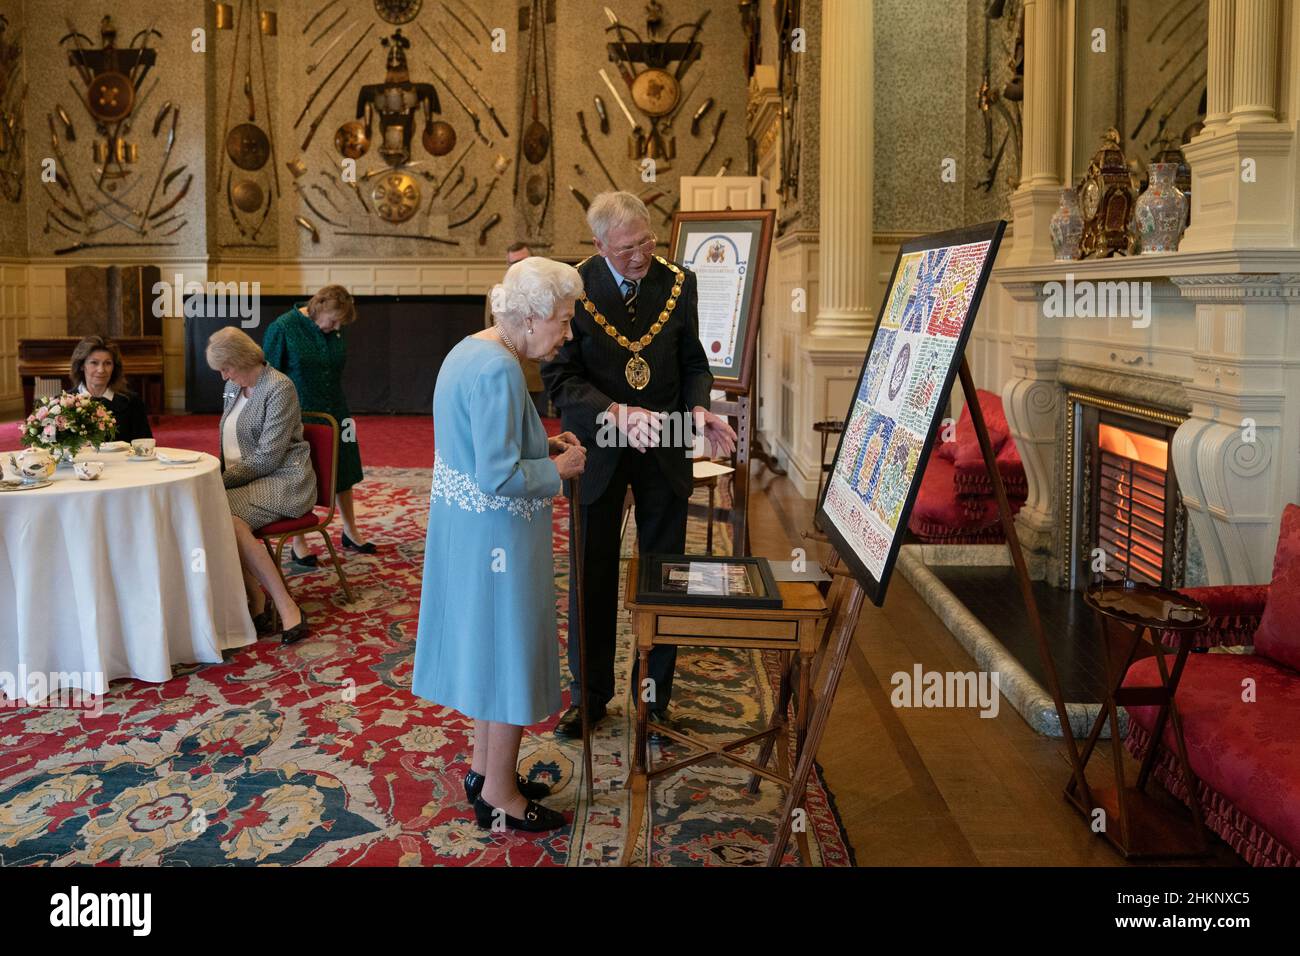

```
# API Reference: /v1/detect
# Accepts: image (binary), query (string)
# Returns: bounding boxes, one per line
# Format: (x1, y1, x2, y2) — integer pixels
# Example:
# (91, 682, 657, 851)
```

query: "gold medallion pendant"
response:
(625, 352, 651, 389)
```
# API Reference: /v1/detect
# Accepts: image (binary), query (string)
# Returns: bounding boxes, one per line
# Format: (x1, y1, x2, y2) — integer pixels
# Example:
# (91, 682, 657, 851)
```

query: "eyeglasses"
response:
(610, 235, 657, 259)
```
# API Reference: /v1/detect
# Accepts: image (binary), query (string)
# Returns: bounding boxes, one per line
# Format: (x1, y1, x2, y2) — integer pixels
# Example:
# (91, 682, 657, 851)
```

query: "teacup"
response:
(131, 438, 157, 459)
(74, 460, 105, 481)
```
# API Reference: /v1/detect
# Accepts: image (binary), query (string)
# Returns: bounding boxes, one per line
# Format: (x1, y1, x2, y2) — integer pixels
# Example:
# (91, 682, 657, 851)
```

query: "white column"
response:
(1204, 0, 1235, 128)
(811, 0, 874, 338)
(1230, 0, 1281, 123)
(1005, 0, 1066, 265)
(1022, 0, 1062, 186)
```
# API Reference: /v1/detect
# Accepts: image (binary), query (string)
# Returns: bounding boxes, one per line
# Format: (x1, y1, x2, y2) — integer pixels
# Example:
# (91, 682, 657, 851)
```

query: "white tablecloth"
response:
(0, 448, 256, 703)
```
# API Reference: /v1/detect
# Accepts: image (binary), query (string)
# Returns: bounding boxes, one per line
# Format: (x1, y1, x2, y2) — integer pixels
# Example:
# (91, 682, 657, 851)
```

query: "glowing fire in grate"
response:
(1096, 423, 1169, 585)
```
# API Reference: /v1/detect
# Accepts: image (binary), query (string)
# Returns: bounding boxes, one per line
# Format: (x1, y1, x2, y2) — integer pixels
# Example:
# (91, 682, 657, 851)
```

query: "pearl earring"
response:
(527, 324, 534, 335)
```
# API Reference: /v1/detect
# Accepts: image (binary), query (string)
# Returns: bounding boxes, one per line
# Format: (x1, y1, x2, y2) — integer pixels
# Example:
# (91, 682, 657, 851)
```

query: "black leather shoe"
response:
(464, 770, 552, 804)
(342, 532, 378, 554)
(280, 612, 310, 646)
(553, 703, 606, 739)
(472, 796, 566, 832)
(290, 548, 318, 568)
(251, 607, 276, 636)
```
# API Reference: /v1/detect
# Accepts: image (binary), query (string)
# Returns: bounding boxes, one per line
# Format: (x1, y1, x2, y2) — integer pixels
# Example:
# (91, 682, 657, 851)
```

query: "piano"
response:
(17, 337, 165, 418)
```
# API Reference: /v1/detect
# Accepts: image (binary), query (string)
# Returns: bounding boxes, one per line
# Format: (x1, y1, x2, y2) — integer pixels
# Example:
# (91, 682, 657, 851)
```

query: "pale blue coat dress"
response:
(412, 337, 563, 726)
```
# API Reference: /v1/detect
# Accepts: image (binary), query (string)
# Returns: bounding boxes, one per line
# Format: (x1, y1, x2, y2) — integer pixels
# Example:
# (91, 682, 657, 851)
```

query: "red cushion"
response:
(1255, 504, 1300, 670)
(1124, 652, 1300, 862)
(936, 389, 1009, 463)
(909, 456, 1023, 541)
(255, 513, 321, 536)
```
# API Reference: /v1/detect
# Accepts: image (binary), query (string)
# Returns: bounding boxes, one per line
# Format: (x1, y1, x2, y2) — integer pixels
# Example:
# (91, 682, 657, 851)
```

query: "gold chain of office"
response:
(579, 255, 685, 390)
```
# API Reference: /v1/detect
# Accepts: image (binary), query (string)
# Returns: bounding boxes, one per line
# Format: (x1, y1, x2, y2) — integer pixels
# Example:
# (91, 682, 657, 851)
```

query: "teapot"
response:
(9, 448, 56, 483)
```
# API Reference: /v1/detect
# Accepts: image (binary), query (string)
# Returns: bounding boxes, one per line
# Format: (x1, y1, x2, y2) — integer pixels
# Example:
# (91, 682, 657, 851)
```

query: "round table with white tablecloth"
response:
(0, 448, 256, 703)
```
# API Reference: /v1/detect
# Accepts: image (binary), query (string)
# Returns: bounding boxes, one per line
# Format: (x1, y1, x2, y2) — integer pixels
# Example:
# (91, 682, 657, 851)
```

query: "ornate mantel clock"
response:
(1078, 128, 1135, 259)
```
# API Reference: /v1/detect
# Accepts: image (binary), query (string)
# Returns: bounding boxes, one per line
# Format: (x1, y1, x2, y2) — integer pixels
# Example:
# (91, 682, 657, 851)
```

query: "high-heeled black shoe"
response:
(251, 607, 276, 636)
(472, 796, 565, 833)
(463, 770, 553, 805)
(280, 611, 310, 646)
(290, 548, 318, 568)
(342, 532, 378, 554)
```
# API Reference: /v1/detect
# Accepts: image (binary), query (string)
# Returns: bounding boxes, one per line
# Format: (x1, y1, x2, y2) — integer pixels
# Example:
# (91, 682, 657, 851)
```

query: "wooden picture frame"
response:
(636, 554, 783, 609)
(668, 209, 775, 395)
(815, 221, 1007, 606)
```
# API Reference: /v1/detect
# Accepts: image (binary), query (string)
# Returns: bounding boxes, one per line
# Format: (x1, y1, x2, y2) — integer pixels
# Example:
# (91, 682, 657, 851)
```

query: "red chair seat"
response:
(255, 512, 321, 537)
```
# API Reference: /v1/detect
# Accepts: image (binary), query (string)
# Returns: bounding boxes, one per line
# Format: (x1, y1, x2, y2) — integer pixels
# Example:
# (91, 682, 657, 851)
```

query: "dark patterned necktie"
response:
(621, 278, 638, 317)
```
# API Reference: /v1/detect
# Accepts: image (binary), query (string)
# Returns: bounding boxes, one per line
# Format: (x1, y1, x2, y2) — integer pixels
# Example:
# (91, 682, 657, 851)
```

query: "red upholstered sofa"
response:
(1123, 503, 1300, 866)
(909, 389, 1026, 544)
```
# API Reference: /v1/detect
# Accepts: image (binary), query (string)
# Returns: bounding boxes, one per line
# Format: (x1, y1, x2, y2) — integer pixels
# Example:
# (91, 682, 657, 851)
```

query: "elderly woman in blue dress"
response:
(413, 257, 586, 833)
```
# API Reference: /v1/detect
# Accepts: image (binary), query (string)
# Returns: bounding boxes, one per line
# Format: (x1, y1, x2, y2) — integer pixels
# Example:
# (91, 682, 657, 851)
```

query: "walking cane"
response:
(569, 473, 595, 801)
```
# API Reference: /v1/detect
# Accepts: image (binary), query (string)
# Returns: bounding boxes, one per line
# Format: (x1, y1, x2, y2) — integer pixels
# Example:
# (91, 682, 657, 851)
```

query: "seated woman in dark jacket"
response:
(69, 335, 153, 444)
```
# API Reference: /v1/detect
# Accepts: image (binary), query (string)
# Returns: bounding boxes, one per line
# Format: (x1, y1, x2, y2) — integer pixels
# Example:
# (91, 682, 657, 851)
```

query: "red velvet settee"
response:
(909, 389, 1026, 544)
(1123, 503, 1300, 866)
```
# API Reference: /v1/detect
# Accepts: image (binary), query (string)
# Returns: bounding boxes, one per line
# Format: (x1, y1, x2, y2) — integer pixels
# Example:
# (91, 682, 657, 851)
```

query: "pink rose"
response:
(35, 407, 47, 420)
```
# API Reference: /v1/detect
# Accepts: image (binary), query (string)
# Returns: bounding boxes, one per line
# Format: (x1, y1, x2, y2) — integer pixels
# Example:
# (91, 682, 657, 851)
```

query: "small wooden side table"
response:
(1067, 581, 1210, 859)
(811, 419, 844, 506)
(621, 555, 829, 866)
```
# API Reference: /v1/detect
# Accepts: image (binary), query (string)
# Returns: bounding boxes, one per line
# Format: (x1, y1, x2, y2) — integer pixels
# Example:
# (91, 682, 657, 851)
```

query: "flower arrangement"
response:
(20, 392, 117, 461)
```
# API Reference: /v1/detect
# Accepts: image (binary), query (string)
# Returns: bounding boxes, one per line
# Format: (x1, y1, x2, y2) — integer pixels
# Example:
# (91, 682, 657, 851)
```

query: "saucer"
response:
(157, 452, 200, 464)
(0, 478, 53, 491)
(127, 454, 158, 462)
(97, 442, 130, 453)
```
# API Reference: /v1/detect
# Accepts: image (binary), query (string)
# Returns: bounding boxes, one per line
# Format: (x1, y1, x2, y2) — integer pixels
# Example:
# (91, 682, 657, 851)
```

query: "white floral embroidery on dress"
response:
(430, 453, 553, 521)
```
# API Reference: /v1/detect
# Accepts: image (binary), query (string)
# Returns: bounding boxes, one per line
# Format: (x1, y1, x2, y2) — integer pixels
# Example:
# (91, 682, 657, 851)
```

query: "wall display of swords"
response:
(514, 0, 555, 242)
(275, 0, 507, 249)
(45, 15, 190, 255)
(218, 0, 280, 246)
(975, 0, 1023, 197)
(1071, 0, 1208, 191)
(572, 4, 730, 231)
(0, 15, 24, 204)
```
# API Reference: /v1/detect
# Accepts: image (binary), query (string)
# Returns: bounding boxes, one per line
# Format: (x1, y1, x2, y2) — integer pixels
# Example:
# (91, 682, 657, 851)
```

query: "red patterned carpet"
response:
(0, 416, 853, 866)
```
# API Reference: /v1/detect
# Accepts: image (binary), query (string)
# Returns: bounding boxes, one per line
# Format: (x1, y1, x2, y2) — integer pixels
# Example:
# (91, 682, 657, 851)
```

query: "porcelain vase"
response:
(1133, 163, 1188, 254)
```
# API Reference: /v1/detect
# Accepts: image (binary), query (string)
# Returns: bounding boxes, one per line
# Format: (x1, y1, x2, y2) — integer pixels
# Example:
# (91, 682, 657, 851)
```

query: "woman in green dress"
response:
(263, 285, 377, 566)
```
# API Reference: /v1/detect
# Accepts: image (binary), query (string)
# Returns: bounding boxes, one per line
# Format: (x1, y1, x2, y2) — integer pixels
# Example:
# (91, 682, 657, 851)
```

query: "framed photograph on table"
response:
(815, 220, 1007, 606)
(668, 209, 775, 395)
(637, 554, 783, 609)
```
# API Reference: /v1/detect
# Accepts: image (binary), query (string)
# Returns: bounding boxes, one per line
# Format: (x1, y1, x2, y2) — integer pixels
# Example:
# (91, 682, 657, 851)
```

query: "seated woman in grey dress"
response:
(206, 327, 317, 646)
(412, 257, 587, 833)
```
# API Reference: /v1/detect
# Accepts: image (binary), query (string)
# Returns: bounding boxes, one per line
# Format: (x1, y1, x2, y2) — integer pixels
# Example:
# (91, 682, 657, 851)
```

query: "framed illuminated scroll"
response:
(668, 209, 775, 394)
(816, 221, 1007, 606)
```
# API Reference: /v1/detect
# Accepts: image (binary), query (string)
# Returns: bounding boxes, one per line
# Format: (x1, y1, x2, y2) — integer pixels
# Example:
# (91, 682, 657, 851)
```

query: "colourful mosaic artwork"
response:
(863, 329, 897, 405)
(926, 243, 988, 339)
(898, 336, 957, 435)
(849, 410, 894, 503)
(899, 248, 950, 333)
(820, 234, 997, 586)
(871, 428, 923, 530)
(879, 255, 918, 331)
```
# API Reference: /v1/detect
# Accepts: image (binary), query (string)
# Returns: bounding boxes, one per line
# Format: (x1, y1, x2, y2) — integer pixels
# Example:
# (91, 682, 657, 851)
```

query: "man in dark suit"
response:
(543, 191, 736, 738)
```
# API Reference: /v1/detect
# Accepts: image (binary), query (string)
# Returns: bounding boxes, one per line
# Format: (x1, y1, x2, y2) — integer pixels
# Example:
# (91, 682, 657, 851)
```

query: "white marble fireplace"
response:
(994, 255, 1300, 589)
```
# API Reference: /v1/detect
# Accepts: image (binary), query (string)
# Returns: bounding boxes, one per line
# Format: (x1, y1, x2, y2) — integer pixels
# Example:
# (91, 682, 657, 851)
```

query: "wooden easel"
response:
(760, 356, 1089, 865)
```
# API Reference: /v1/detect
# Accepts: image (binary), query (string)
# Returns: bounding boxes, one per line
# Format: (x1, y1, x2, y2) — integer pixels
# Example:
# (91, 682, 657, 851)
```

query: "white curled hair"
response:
(489, 256, 584, 333)
(586, 191, 651, 243)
